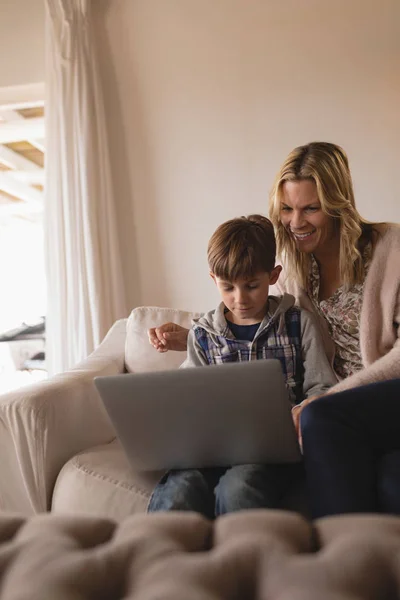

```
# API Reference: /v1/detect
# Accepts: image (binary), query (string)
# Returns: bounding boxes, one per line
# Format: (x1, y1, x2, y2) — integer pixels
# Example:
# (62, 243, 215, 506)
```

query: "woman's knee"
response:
(300, 398, 330, 433)
(378, 451, 400, 514)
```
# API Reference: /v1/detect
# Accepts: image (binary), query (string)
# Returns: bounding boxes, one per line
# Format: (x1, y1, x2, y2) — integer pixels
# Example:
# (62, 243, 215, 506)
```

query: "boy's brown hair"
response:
(207, 214, 276, 280)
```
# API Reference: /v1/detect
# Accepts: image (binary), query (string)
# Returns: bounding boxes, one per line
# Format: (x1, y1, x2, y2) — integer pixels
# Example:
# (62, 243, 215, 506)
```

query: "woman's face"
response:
(280, 179, 338, 256)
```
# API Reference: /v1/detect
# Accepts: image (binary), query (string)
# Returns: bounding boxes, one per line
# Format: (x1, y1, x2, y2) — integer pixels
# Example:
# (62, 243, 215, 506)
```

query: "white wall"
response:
(0, 0, 45, 87)
(96, 0, 400, 312)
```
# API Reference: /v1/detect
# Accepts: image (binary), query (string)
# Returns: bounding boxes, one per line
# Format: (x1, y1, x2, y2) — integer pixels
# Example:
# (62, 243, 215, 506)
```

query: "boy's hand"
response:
(292, 395, 321, 448)
(148, 322, 189, 352)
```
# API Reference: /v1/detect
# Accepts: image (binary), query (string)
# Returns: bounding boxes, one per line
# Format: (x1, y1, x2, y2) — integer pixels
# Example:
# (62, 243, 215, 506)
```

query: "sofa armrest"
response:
(0, 318, 127, 515)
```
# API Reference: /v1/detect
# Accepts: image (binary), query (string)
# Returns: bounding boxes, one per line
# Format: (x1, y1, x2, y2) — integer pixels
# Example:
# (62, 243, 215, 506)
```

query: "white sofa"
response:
(0, 307, 201, 520)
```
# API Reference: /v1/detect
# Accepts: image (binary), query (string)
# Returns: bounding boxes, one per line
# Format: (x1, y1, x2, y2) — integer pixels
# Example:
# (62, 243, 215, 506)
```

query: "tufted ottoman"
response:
(1, 510, 400, 599)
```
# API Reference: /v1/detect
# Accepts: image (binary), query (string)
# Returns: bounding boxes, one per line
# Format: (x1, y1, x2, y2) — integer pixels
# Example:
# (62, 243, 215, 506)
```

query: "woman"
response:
(268, 141, 400, 399)
(149, 141, 400, 516)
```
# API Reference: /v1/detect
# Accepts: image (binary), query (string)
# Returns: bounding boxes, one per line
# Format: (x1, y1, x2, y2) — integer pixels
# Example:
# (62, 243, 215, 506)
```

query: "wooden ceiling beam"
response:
(29, 138, 46, 152)
(8, 170, 45, 185)
(0, 172, 43, 205)
(0, 144, 42, 171)
(0, 117, 45, 144)
(0, 110, 45, 152)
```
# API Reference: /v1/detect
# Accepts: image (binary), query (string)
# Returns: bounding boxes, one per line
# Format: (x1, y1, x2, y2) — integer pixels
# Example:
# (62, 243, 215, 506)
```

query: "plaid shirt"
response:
(193, 305, 303, 404)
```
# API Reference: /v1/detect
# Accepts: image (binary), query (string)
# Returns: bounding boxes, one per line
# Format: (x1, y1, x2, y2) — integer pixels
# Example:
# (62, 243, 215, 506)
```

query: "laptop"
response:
(94, 359, 302, 472)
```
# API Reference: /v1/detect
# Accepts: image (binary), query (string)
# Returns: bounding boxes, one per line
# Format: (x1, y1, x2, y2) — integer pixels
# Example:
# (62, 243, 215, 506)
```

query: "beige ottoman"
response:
(1, 510, 400, 598)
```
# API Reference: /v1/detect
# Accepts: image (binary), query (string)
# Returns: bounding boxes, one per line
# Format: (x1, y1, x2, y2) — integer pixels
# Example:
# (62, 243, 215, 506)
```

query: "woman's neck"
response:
(313, 238, 342, 300)
(313, 233, 341, 269)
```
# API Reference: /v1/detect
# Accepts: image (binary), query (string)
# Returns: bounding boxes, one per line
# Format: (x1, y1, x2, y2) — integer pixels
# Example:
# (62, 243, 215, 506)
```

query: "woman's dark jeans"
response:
(301, 378, 400, 518)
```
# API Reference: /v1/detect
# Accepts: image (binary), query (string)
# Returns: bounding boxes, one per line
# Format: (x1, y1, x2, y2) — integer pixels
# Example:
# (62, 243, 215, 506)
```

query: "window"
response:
(0, 90, 46, 392)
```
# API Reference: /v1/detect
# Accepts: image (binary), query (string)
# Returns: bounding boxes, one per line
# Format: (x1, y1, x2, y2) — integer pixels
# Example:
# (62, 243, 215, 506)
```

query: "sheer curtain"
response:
(45, 0, 128, 375)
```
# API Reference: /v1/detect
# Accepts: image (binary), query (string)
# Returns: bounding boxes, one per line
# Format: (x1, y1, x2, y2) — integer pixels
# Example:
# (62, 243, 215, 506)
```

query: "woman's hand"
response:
(148, 322, 189, 352)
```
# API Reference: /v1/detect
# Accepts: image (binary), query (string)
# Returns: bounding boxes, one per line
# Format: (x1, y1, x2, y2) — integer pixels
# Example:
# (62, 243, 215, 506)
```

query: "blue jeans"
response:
(147, 463, 305, 518)
(301, 378, 400, 518)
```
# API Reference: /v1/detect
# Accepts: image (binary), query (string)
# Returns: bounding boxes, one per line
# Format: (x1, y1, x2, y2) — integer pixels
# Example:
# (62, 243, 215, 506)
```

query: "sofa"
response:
(0, 307, 204, 519)
(0, 305, 311, 519)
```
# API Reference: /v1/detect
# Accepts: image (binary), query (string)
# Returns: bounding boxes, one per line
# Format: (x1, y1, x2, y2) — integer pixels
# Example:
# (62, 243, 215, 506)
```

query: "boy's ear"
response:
(269, 265, 282, 285)
(209, 272, 217, 285)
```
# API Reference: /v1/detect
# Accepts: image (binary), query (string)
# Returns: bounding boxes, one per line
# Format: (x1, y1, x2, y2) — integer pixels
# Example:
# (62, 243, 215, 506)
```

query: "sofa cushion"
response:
(52, 439, 163, 521)
(2, 510, 400, 599)
(125, 306, 202, 373)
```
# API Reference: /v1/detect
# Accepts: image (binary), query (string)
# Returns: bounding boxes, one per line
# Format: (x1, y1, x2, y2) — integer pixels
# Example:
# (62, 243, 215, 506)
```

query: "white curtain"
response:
(45, 0, 128, 375)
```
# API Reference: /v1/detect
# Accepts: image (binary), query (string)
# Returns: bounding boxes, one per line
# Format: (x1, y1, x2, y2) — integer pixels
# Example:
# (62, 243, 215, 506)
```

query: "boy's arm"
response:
(179, 328, 209, 368)
(300, 309, 337, 398)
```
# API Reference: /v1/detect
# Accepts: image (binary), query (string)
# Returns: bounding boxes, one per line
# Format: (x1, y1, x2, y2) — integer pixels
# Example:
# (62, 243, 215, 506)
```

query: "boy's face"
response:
(211, 267, 282, 326)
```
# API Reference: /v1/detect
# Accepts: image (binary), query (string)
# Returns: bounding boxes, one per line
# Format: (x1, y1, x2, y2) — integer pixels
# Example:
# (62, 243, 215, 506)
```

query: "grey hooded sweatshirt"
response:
(181, 293, 337, 404)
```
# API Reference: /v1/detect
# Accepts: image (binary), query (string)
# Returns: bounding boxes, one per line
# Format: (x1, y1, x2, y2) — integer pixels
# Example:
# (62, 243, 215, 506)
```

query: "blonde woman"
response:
(149, 142, 400, 515)
(268, 141, 400, 400)
(150, 142, 400, 392)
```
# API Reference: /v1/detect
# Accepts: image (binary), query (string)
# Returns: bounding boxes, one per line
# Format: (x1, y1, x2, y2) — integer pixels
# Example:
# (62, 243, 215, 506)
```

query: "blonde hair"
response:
(269, 141, 374, 288)
(207, 214, 276, 280)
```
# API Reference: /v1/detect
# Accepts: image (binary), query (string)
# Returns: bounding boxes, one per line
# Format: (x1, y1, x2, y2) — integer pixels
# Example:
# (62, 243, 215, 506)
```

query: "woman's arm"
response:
(327, 343, 400, 394)
(329, 227, 400, 393)
(293, 294, 400, 435)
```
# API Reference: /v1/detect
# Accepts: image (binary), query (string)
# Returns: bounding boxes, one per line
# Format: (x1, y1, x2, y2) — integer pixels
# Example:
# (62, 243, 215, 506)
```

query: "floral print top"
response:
(308, 244, 372, 379)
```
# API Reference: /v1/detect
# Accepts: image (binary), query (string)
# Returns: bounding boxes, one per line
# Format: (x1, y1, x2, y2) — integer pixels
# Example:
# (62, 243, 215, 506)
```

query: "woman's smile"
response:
(291, 229, 316, 241)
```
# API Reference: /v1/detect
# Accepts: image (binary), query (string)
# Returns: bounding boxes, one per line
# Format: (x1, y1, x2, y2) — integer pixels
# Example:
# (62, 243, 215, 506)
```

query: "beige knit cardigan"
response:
(277, 223, 400, 394)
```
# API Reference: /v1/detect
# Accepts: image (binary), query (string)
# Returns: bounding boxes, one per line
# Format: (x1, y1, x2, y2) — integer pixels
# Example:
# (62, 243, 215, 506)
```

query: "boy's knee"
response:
(169, 469, 208, 489)
(216, 465, 259, 504)
(215, 465, 285, 514)
(149, 469, 213, 516)
(218, 467, 245, 496)
(215, 469, 244, 515)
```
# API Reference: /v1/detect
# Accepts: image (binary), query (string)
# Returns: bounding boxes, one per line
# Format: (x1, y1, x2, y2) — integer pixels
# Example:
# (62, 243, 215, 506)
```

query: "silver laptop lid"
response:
(95, 359, 301, 471)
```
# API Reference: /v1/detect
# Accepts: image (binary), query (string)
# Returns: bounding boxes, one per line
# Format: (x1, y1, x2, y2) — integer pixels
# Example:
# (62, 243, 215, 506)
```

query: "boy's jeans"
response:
(147, 463, 305, 519)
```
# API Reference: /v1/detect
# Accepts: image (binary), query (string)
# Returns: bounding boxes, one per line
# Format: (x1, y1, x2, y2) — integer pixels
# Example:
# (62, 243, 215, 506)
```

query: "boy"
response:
(148, 214, 336, 518)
